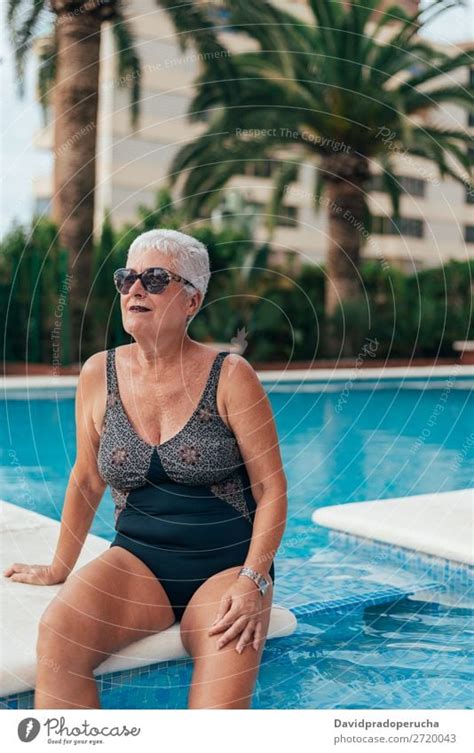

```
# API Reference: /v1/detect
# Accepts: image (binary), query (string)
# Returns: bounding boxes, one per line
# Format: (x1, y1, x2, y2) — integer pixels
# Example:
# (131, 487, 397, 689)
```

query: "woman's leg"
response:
(35, 546, 175, 709)
(179, 566, 273, 709)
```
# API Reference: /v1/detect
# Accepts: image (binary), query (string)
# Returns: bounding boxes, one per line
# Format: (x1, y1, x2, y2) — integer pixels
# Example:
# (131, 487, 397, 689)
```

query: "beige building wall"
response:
(33, 0, 473, 271)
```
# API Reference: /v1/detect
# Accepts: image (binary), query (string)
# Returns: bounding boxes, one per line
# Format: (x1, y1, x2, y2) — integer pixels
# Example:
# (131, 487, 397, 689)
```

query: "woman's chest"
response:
(98, 406, 242, 490)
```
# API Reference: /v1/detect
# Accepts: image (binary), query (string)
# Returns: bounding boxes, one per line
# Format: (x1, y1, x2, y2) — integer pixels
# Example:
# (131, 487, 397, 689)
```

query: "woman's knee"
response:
(180, 567, 273, 656)
(36, 566, 120, 669)
(36, 602, 97, 672)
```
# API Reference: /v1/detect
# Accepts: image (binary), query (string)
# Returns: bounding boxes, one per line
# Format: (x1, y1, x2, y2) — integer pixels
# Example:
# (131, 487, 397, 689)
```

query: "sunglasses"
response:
(113, 266, 196, 295)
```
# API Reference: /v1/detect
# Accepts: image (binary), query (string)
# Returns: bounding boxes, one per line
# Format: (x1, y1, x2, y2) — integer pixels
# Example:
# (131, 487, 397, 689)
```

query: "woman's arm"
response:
(3, 353, 107, 585)
(50, 352, 108, 578)
(222, 354, 288, 579)
(208, 353, 288, 651)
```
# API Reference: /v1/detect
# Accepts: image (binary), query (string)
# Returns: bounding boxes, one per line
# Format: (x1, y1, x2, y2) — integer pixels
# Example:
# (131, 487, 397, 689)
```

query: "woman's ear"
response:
(189, 290, 202, 317)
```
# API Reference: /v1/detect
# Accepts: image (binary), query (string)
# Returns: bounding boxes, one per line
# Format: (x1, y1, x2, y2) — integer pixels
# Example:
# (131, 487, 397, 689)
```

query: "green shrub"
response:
(0, 217, 70, 364)
(1, 204, 471, 363)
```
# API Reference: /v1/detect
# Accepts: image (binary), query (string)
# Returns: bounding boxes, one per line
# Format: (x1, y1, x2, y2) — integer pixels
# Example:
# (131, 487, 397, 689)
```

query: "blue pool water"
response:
(1, 376, 473, 709)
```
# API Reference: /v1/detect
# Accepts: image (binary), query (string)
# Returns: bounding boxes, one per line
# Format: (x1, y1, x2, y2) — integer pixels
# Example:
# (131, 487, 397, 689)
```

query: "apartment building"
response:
(33, 0, 473, 272)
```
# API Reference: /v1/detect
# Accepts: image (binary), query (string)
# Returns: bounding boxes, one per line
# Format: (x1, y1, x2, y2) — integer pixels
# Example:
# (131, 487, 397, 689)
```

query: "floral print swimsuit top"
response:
(97, 348, 275, 621)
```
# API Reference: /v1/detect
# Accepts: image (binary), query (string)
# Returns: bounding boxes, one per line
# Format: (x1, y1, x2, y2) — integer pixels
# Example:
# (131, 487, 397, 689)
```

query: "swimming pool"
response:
(1, 371, 473, 708)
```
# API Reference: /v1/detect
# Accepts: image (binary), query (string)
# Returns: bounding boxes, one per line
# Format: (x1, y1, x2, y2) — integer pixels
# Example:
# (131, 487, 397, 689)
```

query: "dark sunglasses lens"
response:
(114, 270, 136, 294)
(142, 269, 169, 293)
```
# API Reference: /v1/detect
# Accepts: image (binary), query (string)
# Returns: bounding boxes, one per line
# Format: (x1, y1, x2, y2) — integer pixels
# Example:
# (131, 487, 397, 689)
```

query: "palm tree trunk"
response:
(321, 153, 370, 355)
(52, 11, 101, 363)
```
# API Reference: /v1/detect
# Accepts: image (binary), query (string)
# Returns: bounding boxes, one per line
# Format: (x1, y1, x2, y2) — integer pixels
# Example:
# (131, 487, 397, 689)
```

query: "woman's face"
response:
(120, 248, 199, 339)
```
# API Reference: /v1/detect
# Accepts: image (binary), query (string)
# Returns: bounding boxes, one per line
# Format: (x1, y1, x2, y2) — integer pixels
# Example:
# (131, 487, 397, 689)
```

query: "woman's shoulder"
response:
(220, 349, 253, 369)
(78, 350, 116, 433)
(196, 345, 253, 375)
(219, 349, 261, 393)
(80, 344, 131, 375)
(78, 350, 114, 401)
(80, 349, 109, 379)
(192, 342, 238, 364)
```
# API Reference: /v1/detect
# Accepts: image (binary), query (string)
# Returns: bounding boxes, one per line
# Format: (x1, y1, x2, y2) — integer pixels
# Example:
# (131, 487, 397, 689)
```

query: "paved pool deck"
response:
(313, 487, 473, 566)
(1, 364, 474, 391)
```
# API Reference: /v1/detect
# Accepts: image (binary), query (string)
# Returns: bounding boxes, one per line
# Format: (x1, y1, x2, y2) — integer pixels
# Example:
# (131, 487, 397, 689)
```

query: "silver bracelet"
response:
(238, 566, 270, 596)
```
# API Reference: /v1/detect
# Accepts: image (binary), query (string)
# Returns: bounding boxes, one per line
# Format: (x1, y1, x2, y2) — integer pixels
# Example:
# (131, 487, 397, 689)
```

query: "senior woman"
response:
(4, 229, 288, 710)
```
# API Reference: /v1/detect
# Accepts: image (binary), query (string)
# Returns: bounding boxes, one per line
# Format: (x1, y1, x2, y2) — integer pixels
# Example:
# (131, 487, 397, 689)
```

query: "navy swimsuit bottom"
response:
(97, 348, 275, 621)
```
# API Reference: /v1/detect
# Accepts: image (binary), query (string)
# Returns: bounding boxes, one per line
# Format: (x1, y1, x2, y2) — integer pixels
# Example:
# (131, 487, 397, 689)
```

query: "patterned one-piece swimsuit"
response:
(97, 348, 275, 621)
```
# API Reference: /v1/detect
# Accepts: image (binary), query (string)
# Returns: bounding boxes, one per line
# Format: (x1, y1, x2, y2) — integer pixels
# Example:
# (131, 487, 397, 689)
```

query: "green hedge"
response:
(0, 218, 70, 364)
(1, 204, 472, 364)
(328, 259, 473, 359)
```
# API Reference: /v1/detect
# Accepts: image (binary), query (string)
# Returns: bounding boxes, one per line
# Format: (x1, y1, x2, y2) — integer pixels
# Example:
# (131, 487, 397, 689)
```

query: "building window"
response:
(465, 226, 474, 243)
(277, 204, 299, 227)
(252, 202, 299, 227)
(466, 185, 474, 204)
(400, 176, 426, 197)
(246, 161, 276, 178)
(372, 215, 424, 238)
(367, 173, 425, 197)
(238, 160, 299, 181)
(468, 111, 474, 128)
(469, 66, 474, 88)
(241, 160, 299, 180)
(367, 174, 384, 192)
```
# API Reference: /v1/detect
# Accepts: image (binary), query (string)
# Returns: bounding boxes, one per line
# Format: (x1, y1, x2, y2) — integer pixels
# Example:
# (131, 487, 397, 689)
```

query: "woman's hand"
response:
(3, 563, 68, 586)
(208, 576, 265, 654)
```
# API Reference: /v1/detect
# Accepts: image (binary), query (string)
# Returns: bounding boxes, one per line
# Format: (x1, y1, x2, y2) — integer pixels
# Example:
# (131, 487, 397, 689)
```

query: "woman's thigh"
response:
(37, 546, 176, 671)
(179, 566, 274, 709)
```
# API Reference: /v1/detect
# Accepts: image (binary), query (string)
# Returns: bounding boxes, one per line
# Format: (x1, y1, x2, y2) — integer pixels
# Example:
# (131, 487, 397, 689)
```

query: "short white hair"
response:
(127, 229, 211, 300)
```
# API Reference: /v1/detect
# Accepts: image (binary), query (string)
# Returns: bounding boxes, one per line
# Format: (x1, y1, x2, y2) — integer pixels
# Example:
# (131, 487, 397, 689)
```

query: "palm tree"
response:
(6, 0, 232, 361)
(7, 1, 140, 359)
(168, 0, 473, 329)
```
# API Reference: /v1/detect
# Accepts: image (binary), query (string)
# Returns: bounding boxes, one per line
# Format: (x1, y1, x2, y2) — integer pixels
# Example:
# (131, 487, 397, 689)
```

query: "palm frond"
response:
(168, 0, 473, 223)
(368, 1, 413, 37)
(156, 0, 237, 103)
(404, 84, 474, 113)
(188, 73, 320, 129)
(401, 49, 473, 92)
(378, 155, 402, 219)
(417, 125, 474, 144)
(168, 125, 230, 179)
(266, 159, 302, 237)
(419, 0, 466, 28)
(369, 0, 456, 78)
(342, 1, 380, 83)
(172, 131, 302, 217)
(307, 0, 346, 48)
(111, 16, 141, 127)
(157, 0, 223, 51)
(226, 0, 313, 78)
(7, 0, 48, 93)
(181, 159, 247, 218)
(405, 134, 470, 186)
(37, 31, 56, 122)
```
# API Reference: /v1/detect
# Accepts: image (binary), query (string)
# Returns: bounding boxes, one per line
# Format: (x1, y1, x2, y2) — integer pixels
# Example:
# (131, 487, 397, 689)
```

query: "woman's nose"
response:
(127, 276, 146, 295)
